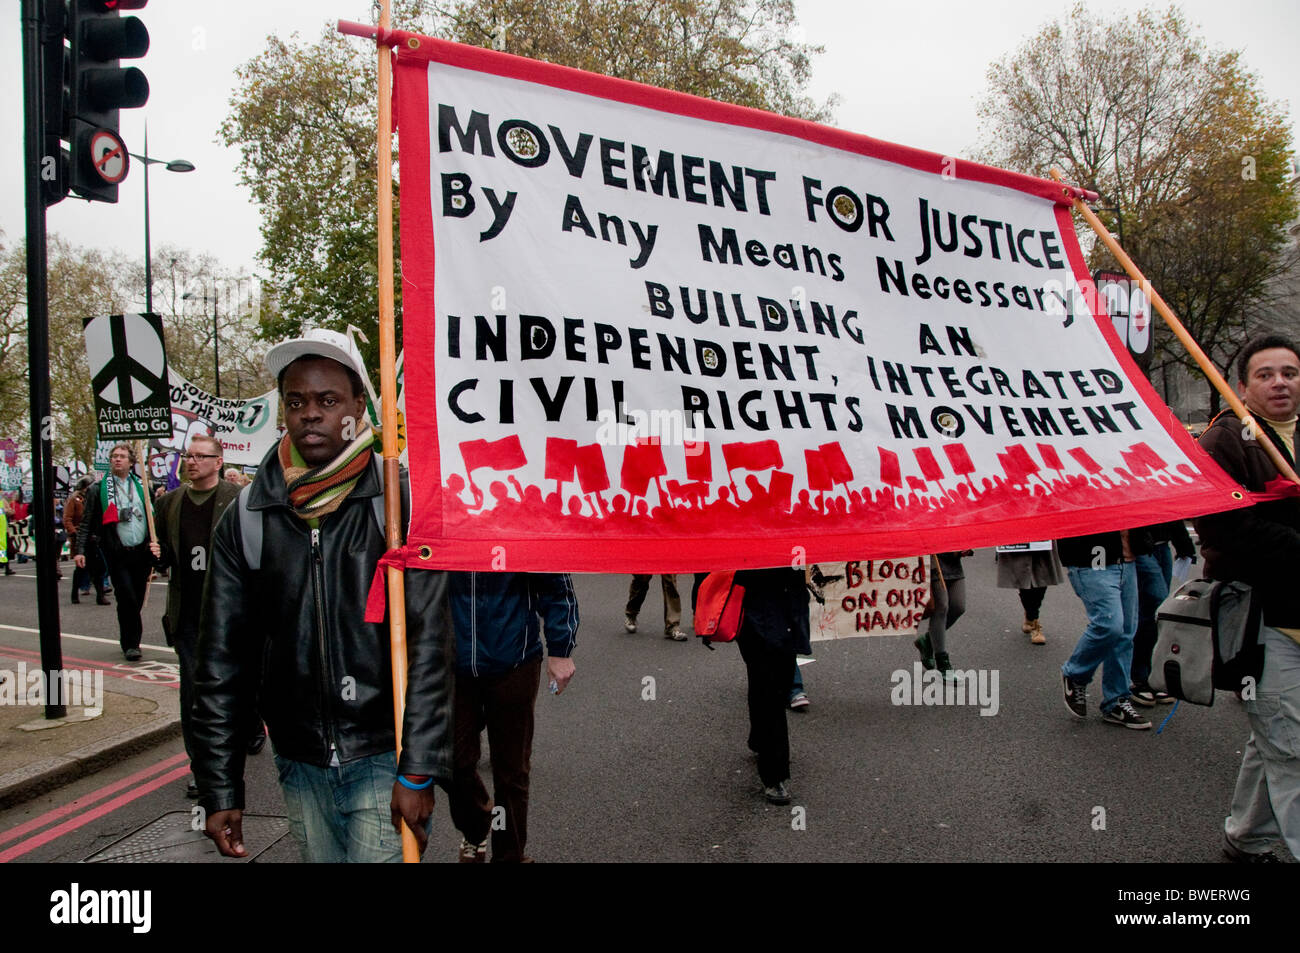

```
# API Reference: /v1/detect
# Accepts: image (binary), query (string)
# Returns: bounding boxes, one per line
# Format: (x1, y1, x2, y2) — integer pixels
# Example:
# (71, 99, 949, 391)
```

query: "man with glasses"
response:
(150, 434, 247, 797)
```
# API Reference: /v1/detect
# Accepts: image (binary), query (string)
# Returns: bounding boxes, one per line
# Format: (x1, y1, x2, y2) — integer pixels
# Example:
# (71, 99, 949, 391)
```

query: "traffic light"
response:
(67, 0, 149, 203)
(39, 0, 69, 206)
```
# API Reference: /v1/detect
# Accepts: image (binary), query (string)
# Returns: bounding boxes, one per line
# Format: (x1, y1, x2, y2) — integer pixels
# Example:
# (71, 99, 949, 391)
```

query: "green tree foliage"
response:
(977, 2, 1297, 413)
(439, 0, 834, 121)
(0, 236, 26, 443)
(218, 27, 391, 373)
(219, 0, 833, 374)
(1, 232, 274, 470)
(145, 247, 276, 400)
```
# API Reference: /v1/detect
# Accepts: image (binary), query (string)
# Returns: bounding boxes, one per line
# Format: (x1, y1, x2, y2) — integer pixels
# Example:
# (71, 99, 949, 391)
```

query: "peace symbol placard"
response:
(82, 313, 173, 439)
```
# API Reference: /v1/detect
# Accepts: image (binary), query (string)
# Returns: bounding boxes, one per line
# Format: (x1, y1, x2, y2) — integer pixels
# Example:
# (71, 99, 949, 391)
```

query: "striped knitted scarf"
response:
(281, 421, 375, 521)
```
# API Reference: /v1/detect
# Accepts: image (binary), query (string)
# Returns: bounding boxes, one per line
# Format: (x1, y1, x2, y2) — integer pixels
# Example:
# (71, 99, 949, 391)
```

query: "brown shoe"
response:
(1028, 619, 1046, 645)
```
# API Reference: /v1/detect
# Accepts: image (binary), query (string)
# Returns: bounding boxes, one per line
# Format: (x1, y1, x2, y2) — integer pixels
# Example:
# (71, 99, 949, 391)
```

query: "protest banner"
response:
(165, 369, 280, 466)
(82, 313, 172, 440)
(376, 31, 1251, 573)
(809, 558, 930, 639)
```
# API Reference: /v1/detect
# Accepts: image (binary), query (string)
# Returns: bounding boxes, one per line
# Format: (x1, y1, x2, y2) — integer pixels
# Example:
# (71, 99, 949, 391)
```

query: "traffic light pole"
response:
(21, 0, 67, 719)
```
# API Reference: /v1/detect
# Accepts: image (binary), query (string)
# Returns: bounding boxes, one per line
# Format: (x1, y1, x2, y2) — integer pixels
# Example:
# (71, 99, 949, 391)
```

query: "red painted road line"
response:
(0, 763, 193, 862)
(0, 644, 178, 687)
(0, 751, 190, 848)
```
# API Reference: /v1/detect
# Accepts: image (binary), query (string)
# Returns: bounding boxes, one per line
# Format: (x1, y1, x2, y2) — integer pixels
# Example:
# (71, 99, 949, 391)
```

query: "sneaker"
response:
(1027, 619, 1046, 645)
(1102, 699, 1152, 730)
(1062, 674, 1087, 718)
(123, 648, 143, 662)
(1222, 836, 1281, 864)
(186, 780, 200, 800)
(458, 836, 488, 863)
(623, 616, 637, 634)
(1130, 683, 1158, 707)
(788, 692, 810, 711)
(763, 781, 791, 805)
(664, 626, 687, 641)
(913, 633, 935, 670)
(935, 653, 958, 682)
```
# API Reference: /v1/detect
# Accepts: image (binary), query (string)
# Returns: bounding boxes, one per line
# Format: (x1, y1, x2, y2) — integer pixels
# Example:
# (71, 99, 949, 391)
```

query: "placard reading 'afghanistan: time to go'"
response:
(82, 313, 173, 440)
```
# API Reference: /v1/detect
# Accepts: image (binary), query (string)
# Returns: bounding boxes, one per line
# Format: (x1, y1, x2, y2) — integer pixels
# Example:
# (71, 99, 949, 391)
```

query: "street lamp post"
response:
(131, 125, 194, 314)
(182, 288, 219, 397)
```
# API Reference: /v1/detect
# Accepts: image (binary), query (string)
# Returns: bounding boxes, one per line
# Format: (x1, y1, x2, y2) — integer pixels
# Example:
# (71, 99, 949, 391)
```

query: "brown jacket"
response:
(1196, 410, 1300, 629)
(63, 491, 85, 556)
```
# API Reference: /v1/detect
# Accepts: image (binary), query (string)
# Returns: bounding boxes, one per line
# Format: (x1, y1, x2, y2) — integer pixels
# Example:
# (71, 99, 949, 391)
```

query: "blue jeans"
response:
(275, 750, 424, 863)
(1063, 563, 1138, 713)
(1130, 552, 1171, 687)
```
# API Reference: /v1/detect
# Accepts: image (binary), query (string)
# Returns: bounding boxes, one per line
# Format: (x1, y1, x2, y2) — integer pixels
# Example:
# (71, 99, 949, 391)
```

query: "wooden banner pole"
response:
(135, 440, 156, 610)
(136, 440, 157, 543)
(371, 0, 419, 864)
(1050, 168, 1300, 486)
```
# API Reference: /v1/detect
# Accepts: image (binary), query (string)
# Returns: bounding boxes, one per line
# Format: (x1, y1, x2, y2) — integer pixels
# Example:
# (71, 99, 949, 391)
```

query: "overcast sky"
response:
(3, 0, 1297, 279)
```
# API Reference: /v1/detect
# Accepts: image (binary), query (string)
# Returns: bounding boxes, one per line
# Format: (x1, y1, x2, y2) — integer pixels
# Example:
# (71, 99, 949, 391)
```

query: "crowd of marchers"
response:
(49, 329, 1298, 864)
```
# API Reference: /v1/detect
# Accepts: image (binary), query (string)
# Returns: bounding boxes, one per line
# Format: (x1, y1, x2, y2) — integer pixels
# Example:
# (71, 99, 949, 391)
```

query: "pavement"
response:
(0, 563, 182, 812)
(0, 649, 180, 811)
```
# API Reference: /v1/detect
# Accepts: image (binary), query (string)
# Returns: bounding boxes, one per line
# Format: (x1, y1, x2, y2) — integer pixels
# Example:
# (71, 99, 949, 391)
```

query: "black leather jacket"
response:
(190, 447, 453, 814)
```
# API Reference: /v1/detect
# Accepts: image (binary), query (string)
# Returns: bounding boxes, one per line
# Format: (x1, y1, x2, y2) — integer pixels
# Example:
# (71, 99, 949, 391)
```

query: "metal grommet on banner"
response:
(407, 37, 420, 49)
(418, 545, 432, 559)
(1231, 491, 1244, 500)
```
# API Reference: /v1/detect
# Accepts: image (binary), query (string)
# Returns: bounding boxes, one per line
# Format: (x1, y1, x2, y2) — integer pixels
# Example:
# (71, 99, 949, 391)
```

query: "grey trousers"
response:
(1224, 625, 1300, 859)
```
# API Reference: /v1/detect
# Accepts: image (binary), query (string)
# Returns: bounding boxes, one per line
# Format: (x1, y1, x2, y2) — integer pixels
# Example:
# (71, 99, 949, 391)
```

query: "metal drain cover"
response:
(83, 812, 290, 863)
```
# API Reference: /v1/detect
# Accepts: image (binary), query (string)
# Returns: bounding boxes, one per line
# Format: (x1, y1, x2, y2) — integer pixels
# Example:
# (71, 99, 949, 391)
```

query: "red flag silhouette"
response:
(1121, 447, 1152, 478)
(942, 443, 975, 476)
(544, 437, 578, 482)
(768, 470, 794, 512)
(907, 475, 929, 493)
(1007, 445, 1039, 477)
(878, 448, 902, 487)
(804, 448, 833, 492)
(913, 447, 944, 483)
(669, 478, 710, 506)
(684, 441, 712, 482)
(461, 436, 527, 475)
(997, 452, 1026, 482)
(818, 441, 854, 484)
(620, 438, 667, 497)
(1067, 447, 1103, 474)
(722, 440, 783, 472)
(1037, 443, 1063, 471)
(574, 443, 610, 493)
(1131, 441, 1168, 471)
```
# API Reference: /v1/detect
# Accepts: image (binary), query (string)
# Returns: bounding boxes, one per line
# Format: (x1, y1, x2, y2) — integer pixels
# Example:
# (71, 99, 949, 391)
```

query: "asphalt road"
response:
(0, 550, 1272, 867)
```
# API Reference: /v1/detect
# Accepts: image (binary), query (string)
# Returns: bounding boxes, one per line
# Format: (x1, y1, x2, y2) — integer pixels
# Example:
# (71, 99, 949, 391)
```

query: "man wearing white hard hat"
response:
(191, 328, 453, 862)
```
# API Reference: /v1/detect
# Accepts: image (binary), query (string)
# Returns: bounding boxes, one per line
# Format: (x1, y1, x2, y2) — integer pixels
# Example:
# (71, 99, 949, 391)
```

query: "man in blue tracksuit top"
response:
(447, 571, 578, 862)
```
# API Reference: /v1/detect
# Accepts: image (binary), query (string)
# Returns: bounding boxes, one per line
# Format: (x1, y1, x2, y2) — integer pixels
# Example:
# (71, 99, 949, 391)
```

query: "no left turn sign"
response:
(89, 129, 128, 184)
